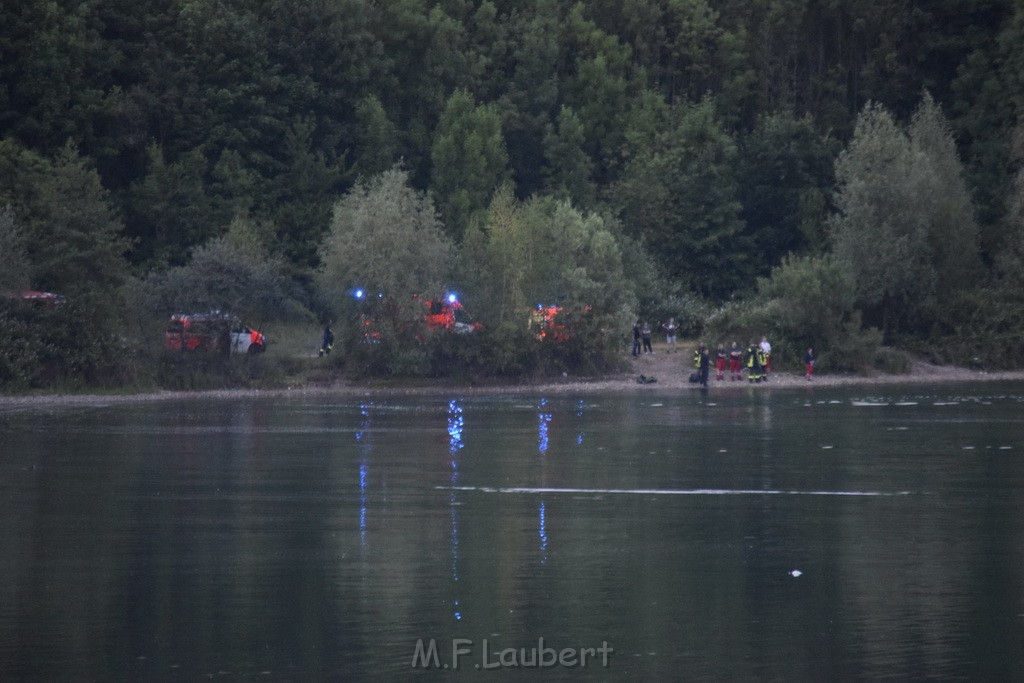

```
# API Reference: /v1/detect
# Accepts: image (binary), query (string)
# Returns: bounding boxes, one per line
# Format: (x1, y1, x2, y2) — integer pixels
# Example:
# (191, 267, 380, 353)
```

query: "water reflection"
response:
(576, 398, 585, 446)
(356, 403, 370, 547)
(1, 386, 1022, 679)
(537, 398, 552, 564)
(448, 399, 464, 620)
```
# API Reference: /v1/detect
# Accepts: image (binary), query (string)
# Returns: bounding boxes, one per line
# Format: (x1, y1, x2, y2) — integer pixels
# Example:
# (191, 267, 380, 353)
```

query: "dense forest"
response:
(1, 0, 1023, 389)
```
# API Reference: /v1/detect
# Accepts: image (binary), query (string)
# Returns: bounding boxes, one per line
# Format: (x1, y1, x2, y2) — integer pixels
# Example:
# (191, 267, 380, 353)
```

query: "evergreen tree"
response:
(610, 99, 746, 298)
(542, 105, 596, 208)
(430, 90, 510, 240)
(830, 96, 980, 341)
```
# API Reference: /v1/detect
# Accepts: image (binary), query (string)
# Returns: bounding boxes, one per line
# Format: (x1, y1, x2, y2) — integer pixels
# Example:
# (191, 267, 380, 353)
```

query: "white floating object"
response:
(650, 403, 663, 407)
(962, 446, 975, 450)
(821, 445, 833, 449)
(718, 449, 727, 453)
(790, 569, 803, 577)
(999, 446, 1012, 450)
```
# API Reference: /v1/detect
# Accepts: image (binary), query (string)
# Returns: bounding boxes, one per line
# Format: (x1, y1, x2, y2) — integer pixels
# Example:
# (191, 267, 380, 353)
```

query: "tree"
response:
(908, 92, 981, 295)
(542, 105, 596, 208)
(319, 167, 453, 313)
(140, 215, 290, 322)
(129, 144, 214, 266)
(737, 113, 837, 273)
(351, 95, 400, 181)
(430, 89, 510, 240)
(0, 206, 30, 293)
(830, 102, 933, 340)
(830, 96, 980, 341)
(1, 141, 132, 297)
(610, 99, 746, 298)
(459, 190, 636, 373)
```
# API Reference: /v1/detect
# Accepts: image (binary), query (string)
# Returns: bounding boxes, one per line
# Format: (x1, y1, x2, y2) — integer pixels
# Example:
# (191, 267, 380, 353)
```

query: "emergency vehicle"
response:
(422, 294, 482, 334)
(352, 290, 481, 341)
(164, 312, 266, 354)
(528, 304, 589, 342)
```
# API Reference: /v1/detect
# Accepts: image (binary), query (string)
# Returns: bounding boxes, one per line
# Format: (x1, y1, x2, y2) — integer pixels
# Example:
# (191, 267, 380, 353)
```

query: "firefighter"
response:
(320, 325, 334, 357)
(746, 341, 762, 383)
(756, 344, 769, 382)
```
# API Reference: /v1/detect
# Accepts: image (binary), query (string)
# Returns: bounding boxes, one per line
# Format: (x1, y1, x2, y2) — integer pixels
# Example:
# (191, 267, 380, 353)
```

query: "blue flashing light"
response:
(447, 293, 458, 304)
(353, 288, 365, 299)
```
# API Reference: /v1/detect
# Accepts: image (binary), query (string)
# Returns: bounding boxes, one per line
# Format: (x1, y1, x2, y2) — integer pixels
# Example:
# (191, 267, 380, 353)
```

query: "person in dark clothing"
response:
(641, 321, 653, 354)
(632, 321, 642, 357)
(698, 344, 711, 387)
(320, 325, 334, 357)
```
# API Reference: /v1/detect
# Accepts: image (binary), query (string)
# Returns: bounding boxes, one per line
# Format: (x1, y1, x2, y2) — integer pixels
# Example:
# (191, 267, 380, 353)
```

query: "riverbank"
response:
(1, 349, 1022, 408)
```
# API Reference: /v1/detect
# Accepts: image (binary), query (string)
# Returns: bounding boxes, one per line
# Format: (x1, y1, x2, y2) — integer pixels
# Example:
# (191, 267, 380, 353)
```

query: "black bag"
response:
(688, 372, 700, 383)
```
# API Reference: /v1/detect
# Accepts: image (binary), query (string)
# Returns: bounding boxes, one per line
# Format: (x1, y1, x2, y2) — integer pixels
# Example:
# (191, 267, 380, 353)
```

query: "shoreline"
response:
(1, 357, 1022, 408)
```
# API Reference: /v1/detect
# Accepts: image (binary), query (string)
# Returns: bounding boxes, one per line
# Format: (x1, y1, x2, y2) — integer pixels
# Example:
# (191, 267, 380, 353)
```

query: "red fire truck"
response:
(164, 312, 266, 354)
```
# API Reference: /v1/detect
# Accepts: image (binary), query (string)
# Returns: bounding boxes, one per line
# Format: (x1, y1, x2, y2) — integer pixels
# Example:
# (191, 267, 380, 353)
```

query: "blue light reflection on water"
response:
(356, 404, 370, 547)
(448, 399, 464, 620)
(537, 398, 552, 564)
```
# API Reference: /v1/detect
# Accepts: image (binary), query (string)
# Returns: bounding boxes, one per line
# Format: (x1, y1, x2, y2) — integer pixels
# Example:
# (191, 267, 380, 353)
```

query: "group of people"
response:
(691, 337, 773, 386)
(634, 321, 819, 384)
(632, 318, 680, 356)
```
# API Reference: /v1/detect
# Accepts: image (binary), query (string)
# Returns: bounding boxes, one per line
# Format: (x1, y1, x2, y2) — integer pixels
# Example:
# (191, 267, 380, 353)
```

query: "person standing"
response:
(729, 341, 743, 381)
(715, 344, 727, 381)
(632, 321, 642, 357)
(804, 347, 816, 380)
(662, 318, 678, 352)
(698, 344, 711, 387)
(641, 321, 653, 354)
(760, 335, 772, 375)
(746, 340, 762, 383)
(320, 324, 334, 357)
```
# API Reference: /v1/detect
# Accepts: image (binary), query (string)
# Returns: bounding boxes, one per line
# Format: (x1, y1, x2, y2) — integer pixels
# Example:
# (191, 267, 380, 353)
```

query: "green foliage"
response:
(430, 90, 511, 240)
(830, 96, 981, 342)
(0, 206, 30, 293)
(3, 0, 1024, 387)
(737, 113, 837, 270)
(611, 99, 746, 297)
(704, 254, 881, 373)
(129, 144, 214, 266)
(458, 191, 635, 375)
(0, 296, 138, 391)
(320, 168, 453, 306)
(139, 217, 293, 322)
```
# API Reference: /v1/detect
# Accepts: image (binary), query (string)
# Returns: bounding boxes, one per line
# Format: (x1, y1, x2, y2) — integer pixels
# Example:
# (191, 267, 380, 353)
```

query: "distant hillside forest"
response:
(2, 0, 1024, 389)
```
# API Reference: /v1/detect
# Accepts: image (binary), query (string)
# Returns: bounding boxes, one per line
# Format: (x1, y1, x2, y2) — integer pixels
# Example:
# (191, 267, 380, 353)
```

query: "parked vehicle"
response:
(164, 312, 266, 355)
(528, 304, 590, 342)
(422, 294, 482, 334)
(351, 290, 481, 342)
(17, 290, 65, 305)
(529, 305, 570, 342)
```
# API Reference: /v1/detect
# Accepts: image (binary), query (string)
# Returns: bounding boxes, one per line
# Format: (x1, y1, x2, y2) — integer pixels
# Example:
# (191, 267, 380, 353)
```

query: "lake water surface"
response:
(1, 383, 1023, 679)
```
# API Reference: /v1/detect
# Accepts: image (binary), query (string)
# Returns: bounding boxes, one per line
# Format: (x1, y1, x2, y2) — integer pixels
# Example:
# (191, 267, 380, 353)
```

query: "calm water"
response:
(1, 383, 1023, 680)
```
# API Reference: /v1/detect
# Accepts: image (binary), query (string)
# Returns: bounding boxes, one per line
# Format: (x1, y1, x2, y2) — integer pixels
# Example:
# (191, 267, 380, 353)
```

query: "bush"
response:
(873, 346, 911, 374)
